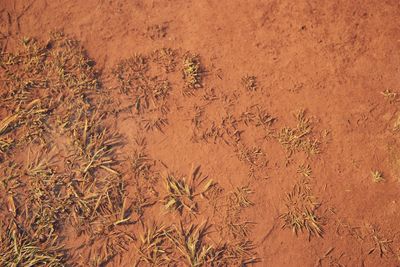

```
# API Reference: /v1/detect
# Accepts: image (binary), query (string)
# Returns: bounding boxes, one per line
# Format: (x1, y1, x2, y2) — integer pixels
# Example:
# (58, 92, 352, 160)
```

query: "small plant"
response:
(297, 164, 312, 177)
(275, 109, 320, 157)
(135, 223, 172, 265)
(230, 186, 254, 208)
(371, 170, 384, 183)
(182, 53, 202, 92)
(280, 179, 323, 238)
(381, 89, 399, 103)
(151, 48, 177, 73)
(165, 222, 214, 267)
(163, 167, 214, 214)
(163, 174, 197, 214)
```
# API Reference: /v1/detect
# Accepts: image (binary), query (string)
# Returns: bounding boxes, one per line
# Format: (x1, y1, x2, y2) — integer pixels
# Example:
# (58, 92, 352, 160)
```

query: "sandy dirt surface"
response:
(1, 0, 400, 266)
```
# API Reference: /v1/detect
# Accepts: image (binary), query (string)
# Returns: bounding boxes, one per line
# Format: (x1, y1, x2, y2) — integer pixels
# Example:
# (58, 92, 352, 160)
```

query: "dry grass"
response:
(165, 222, 215, 267)
(229, 186, 254, 209)
(371, 170, 384, 183)
(211, 186, 259, 265)
(280, 178, 323, 238)
(241, 75, 258, 92)
(224, 240, 259, 265)
(235, 142, 268, 179)
(113, 54, 171, 114)
(163, 167, 214, 215)
(198, 122, 225, 144)
(297, 164, 312, 177)
(87, 229, 134, 267)
(275, 109, 320, 156)
(0, 33, 132, 265)
(135, 223, 172, 266)
(182, 53, 203, 93)
(0, 220, 65, 267)
(381, 89, 399, 103)
(0, 32, 263, 266)
(367, 226, 393, 258)
(151, 48, 177, 73)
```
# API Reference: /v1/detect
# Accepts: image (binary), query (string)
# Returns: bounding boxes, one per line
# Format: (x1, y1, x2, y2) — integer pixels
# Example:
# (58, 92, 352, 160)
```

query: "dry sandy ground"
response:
(1, 0, 400, 266)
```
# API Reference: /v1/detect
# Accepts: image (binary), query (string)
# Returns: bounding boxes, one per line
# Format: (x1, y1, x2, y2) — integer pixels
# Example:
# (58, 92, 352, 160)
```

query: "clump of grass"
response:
(151, 48, 177, 73)
(163, 166, 215, 214)
(0, 137, 14, 156)
(393, 114, 400, 131)
(225, 220, 255, 241)
(0, 101, 50, 151)
(235, 144, 265, 168)
(229, 186, 254, 208)
(165, 222, 215, 266)
(222, 186, 255, 240)
(182, 53, 202, 93)
(297, 164, 312, 177)
(131, 140, 159, 184)
(202, 88, 218, 102)
(23, 150, 70, 243)
(135, 223, 172, 265)
(241, 75, 257, 91)
(163, 174, 197, 214)
(280, 178, 323, 238)
(275, 109, 320, 157)
(235, 143, 268, 179)
(191, 105, 205, 130)
(381, 89, 399, 103)
(214, 186, 258, 265)
(194, 113, 242, 144)
(113, 55, 148, 92)
(0, 220, 65, 267)
(69, 111, 121, 176)
(371, 170, 384, 183)
(112, 54, 171, 114)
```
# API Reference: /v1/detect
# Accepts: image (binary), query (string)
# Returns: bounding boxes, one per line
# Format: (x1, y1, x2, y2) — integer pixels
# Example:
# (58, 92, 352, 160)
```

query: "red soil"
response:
(1, 0, 400, 266)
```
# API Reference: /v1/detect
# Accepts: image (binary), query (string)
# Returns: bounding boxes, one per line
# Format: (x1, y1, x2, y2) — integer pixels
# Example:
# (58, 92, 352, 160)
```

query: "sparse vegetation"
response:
(2, 16, 397, 266)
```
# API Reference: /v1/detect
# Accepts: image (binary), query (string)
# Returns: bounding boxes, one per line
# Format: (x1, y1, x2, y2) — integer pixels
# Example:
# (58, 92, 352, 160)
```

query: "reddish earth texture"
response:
(1, 1, 400, 266)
